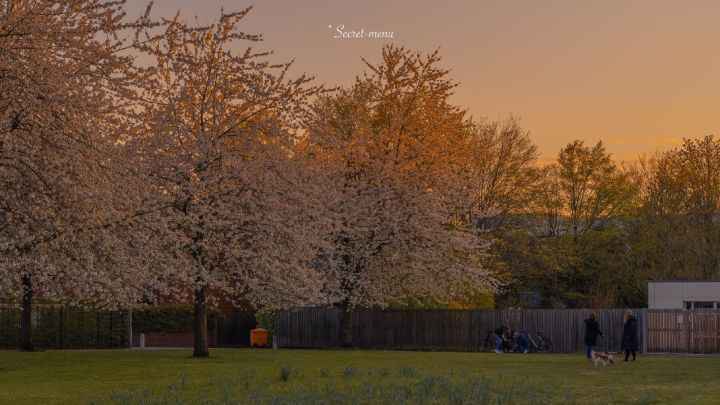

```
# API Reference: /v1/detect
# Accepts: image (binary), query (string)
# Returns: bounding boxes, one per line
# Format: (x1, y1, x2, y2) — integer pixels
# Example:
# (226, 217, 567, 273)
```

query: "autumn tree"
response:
(494, 141, 640, 307)
(633, 135, 720, 281)
(556, 140, 636, 238)
(646, 135, 720, 218)
(448, 118, 539, 230)
(529, 164, 564, 237)
(442, 118, 539, 307)
(128, 9, 329, 357)
(305, 45, 497, 345)
(0, 0, 164, 350)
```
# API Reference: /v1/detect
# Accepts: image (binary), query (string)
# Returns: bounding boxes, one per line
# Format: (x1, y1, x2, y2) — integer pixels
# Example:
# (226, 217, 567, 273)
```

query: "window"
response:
(684, 301, 719, 310)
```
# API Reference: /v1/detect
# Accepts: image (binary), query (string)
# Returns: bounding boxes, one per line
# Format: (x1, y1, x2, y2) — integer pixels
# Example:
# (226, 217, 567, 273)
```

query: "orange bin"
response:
(250, 328, 269, 347)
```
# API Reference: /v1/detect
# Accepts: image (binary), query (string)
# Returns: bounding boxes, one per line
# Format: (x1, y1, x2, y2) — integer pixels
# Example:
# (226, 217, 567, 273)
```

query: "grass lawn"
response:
(0, 348, 718, 404)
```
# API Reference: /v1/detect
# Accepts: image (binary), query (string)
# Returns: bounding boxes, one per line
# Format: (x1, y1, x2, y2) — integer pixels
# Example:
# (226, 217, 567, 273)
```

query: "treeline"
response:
(490, 136, 720, 308)
(1, 1, 718, 356)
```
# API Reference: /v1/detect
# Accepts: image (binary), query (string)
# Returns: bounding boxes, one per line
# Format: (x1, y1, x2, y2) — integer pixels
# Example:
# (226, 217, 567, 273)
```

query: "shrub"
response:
(255, 310, 279, 335)
(132, 305, 221, 334)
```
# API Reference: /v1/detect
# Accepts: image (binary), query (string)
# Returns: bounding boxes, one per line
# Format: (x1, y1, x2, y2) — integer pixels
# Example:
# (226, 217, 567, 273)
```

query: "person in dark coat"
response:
(493, 325, 506, 354)
(584, 313, 603, 359)
(622, 311, 639, 361)
(515, 330, 530, 354)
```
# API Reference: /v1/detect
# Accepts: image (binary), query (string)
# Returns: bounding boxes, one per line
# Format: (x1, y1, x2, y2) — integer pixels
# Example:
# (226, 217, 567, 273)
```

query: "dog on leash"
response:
(591, 351, 616, 367)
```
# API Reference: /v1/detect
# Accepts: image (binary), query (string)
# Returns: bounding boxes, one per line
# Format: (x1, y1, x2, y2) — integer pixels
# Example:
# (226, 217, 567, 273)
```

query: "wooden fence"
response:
(0, 306, 257, 349)
(0, 306, 129, 349)
(279, 308, 720, 354)
(278, 308, 646, 353)
(646, 310, 720, 353)
(3, 305, 717, 353)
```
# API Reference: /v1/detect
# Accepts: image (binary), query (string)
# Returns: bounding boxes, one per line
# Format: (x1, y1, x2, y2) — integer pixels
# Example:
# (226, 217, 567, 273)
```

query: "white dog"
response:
(591, 351, 616, 367)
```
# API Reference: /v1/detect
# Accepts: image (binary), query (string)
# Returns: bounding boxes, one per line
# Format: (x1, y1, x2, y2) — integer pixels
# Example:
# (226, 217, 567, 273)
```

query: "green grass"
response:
(0, 348, 718, 404)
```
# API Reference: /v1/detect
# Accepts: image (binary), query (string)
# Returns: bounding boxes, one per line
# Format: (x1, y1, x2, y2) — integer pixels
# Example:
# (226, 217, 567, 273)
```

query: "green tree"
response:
(557, 140, 636, 239)
(495, 140, 641, 308)
(635, 135, 720, 281)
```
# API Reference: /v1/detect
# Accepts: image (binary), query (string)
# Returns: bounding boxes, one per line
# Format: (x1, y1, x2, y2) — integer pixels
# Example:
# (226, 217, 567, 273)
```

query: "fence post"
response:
(214, 315, 219, 347)
(641, 308, 648, 354)
(80, 310, 85, 348)
(688, 310, 693, 354)
(127, 308, 133, 349)
(59, 306, 64, 349)
(96, 312, 101, 348)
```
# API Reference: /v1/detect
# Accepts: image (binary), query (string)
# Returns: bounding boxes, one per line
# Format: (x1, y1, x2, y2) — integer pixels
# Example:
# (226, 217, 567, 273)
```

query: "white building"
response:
(648, 281, 720, 309)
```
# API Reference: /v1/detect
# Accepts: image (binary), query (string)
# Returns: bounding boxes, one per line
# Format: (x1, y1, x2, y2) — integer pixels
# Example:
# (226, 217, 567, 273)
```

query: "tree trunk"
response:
(339, 304, 353, 347)
(19, 274, 33, 352)
(193, 286, 209, 357)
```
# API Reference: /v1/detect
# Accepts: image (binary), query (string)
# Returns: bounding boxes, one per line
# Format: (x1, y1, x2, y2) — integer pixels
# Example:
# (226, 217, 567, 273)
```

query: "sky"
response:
(125, 0, 720, 162)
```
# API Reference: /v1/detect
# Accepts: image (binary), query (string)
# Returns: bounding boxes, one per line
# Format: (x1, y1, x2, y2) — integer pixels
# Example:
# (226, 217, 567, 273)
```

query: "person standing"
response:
(622, 310, 639, 361)
(584, 313, 603, 359)
(493, 325, 506, 354)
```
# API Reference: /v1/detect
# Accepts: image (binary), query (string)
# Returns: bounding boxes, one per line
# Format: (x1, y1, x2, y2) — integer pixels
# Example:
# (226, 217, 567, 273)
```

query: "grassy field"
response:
(0, 348, 718, 404)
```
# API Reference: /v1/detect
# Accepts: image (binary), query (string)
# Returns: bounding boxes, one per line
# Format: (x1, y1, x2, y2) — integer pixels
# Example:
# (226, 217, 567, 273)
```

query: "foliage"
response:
(494, 136, 720, 308)
(0, 0, 165, 309)
(125, 8, 331, 355)
(495, 140, 644, 308)
(447, 117, 540, 228)
(304, 45, 498, 311)
(555, 140, 637, 238)
(0, 306, 128, 349)
(132, 305, 221, 334)
(4, 0, 720, 347)
(633, 135, 720, 281)
(255, 310, 279, 335)
(129, 8, 331, 306)
(388, 291, 494, 310)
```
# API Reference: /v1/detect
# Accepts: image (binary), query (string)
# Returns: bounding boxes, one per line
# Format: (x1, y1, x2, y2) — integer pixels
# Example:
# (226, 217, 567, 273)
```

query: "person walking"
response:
(584, 313, 603, 360)
(622, 310, 639, 361)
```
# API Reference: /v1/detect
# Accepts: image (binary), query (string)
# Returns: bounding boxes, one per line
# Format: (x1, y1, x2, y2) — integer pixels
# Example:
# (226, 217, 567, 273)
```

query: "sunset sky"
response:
(126, 0, 720, 162)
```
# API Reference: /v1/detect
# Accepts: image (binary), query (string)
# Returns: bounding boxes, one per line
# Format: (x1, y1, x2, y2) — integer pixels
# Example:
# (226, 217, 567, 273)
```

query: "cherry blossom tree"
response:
(0, 0, 168, 350)
(127, 9, 329, 357)
(304, 45, 498, 345)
